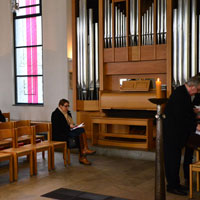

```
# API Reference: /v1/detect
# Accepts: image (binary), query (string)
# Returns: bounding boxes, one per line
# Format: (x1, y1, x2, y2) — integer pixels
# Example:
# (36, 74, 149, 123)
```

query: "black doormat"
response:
(41, 188, 129, 200)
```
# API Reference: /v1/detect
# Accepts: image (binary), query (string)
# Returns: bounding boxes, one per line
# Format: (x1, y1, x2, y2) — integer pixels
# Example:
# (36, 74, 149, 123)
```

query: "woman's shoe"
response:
(82, 149, 96, 156)
(79, 157, 91, 165)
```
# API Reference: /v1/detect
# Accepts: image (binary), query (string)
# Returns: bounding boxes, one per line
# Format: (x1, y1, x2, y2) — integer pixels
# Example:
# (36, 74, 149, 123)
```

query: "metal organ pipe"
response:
(160, 0, 164, 43)
(149, 6, 152, 45)
(182, 0, 190, 83)
(81, 0, 88, 100)
(79, 0, 83, 99)
(115, 6, 118, 47)
(104, 0, 112, 48)
(76, 0, 99, 100)
(129, 0, 138, 46)
(89, 9, 94, 99)
(141, 16, 144, 45)
(152, 3, 154, 44)
(173, 9, 178, 86)
(163, 0, 167, 42)
(136, 0, 138, 45)
(142, 4, 154, 45)
(95, 23, 99, 100)
(157, 0, 167, 44)
(172, 0, 200, 88)
(76, 17, 81, 99)
(104, 0, 107, 48)
(191, 0, 197, 77)
(157, 0, 160, 44)
(177, 0, 183, 85)
(118, 8, 121, 47)
(107, 0, 111, 48)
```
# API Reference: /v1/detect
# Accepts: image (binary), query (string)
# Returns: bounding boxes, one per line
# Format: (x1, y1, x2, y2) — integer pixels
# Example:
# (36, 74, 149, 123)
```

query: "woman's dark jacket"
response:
(163, 85, 197, 148)
(0, 110, 5, 122)
(51, 108, 72, 141)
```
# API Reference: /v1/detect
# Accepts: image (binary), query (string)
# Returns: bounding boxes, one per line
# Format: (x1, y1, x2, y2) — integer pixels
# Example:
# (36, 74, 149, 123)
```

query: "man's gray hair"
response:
(186, 75, 200, 87)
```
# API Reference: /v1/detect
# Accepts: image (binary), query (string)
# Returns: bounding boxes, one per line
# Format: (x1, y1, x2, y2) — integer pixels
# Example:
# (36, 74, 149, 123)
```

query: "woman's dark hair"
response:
(58, 99, 69, 106)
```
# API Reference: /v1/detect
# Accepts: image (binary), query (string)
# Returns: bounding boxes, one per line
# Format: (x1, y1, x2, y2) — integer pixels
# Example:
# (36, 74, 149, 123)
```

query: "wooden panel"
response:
(113, 0, 126, 2)
(100, 133, 147, 139)
(104, 74, 167, 91)
(97, 139, 148, 149)
(100, 92, 157, 110)
(107, 124, 129, 134)
(104, 48, 114, 63)
(114, 47, 128, 62)
(156, 44, 167, 60)
(128, 46, 140, 61)
(166, 0, 173, 97)
(141, 45, 155, 60)
(105, 60, 167, 75)
(77, 111, 105, 139)
(91, 117, 154, 149)
(77, 100, 99, 111)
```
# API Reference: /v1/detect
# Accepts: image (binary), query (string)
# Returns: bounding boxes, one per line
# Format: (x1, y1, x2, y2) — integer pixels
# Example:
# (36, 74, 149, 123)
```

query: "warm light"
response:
(156, 78, 162, 98)
(67, 42, 72, 59)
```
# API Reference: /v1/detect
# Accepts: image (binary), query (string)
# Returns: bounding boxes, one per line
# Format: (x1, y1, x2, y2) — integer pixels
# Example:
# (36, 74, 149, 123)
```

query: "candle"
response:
(156, 78, 162, 98)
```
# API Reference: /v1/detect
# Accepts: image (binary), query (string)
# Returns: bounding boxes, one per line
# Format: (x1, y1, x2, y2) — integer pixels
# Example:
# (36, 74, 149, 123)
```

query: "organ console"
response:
(72, 0, 200, 149)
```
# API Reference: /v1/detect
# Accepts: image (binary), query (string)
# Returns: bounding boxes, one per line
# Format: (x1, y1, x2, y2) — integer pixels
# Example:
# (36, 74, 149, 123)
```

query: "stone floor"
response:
(0, 150, 199, 200)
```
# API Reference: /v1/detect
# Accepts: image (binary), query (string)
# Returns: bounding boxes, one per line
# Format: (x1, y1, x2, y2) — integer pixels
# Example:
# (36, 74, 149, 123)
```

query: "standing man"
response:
(163, 76, 200, 196)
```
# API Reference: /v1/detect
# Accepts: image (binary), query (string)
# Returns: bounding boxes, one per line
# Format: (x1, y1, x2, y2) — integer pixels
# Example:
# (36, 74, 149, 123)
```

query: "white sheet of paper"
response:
(71, 123, 85, 130)
(195, 130, 200, 135)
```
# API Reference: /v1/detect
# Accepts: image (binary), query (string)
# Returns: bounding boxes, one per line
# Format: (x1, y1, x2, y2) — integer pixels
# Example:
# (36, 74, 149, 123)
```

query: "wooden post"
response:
(149, 98, 168, 200)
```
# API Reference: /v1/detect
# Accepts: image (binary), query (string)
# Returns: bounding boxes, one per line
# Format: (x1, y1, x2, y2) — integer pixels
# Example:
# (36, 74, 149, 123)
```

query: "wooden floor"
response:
(0, 151, 199, 200)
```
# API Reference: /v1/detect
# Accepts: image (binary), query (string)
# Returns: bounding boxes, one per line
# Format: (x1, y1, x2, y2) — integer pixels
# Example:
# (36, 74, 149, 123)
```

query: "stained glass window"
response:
(14, 0, 43, 104)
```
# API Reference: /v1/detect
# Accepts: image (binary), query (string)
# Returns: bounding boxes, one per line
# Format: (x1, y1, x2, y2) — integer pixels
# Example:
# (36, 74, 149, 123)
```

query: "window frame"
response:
(13, 0, 43, 105)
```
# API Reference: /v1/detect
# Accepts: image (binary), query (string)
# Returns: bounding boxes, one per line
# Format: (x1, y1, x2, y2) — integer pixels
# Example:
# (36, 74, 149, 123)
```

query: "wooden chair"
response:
(0, 121, 15, 129)
(15, 126, 52, 175)
(2, 113, 10, 122)
(35, 123, 68, 168)
(189, 160, 200, 199)
(0, 128, 33, 181)
(0, 122, 15, 149)
(14, 120, 31, 128)
(14, 120, 45, 152)
(0, 152, 13, 182)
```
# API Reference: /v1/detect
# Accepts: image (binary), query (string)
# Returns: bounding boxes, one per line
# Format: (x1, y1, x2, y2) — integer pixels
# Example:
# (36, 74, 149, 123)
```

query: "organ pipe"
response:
(89, 9, 94, 99)
(157, 0, 166, 44)
(173, 9, 178, 86)
(76, 0, 99, 100)
(95, 23, 99, 100)
(177, 0, 183, 85)
(182, 0, 190, 83)
(191, 0, 197, 77)
(142, 3, 154, 45)
(172, 0, 200, 87)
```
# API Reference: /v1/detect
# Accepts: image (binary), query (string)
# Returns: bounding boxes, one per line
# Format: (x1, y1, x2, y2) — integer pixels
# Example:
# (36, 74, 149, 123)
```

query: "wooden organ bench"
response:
(91, 117, 154, 150)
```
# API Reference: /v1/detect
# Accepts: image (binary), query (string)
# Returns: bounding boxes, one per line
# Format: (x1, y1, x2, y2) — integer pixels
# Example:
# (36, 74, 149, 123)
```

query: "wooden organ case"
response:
(72, 0, 175, 150)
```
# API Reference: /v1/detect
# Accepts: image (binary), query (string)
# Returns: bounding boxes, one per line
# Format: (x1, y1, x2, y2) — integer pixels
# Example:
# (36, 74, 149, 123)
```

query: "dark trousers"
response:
(67, 127, 85, 149)
(183, 146, 194, 180)
(183, 134, 200, 181)
(164, 142, 182, 189)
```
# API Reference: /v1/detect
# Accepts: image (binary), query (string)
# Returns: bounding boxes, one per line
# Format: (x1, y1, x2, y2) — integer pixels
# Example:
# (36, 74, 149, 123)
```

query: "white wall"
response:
(0, 0, 74, 122)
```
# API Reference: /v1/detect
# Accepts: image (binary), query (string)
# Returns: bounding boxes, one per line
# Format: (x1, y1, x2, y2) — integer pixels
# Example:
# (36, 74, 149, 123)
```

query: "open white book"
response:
(71, 122, 85, 131)
(195, 129, 200, 136)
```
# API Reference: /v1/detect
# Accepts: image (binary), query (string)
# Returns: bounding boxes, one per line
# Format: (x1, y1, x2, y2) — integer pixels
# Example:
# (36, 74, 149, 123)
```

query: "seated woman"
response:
(0, 110, 6, 123)
(51, 99, 96, 165)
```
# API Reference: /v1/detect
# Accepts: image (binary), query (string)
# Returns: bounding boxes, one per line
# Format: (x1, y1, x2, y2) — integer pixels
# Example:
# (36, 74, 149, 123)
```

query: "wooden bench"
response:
(91, 117, 154, 150)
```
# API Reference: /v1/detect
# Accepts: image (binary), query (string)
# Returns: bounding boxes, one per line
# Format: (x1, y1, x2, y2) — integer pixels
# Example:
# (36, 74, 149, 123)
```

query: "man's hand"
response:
(197, 124, 200, 131)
